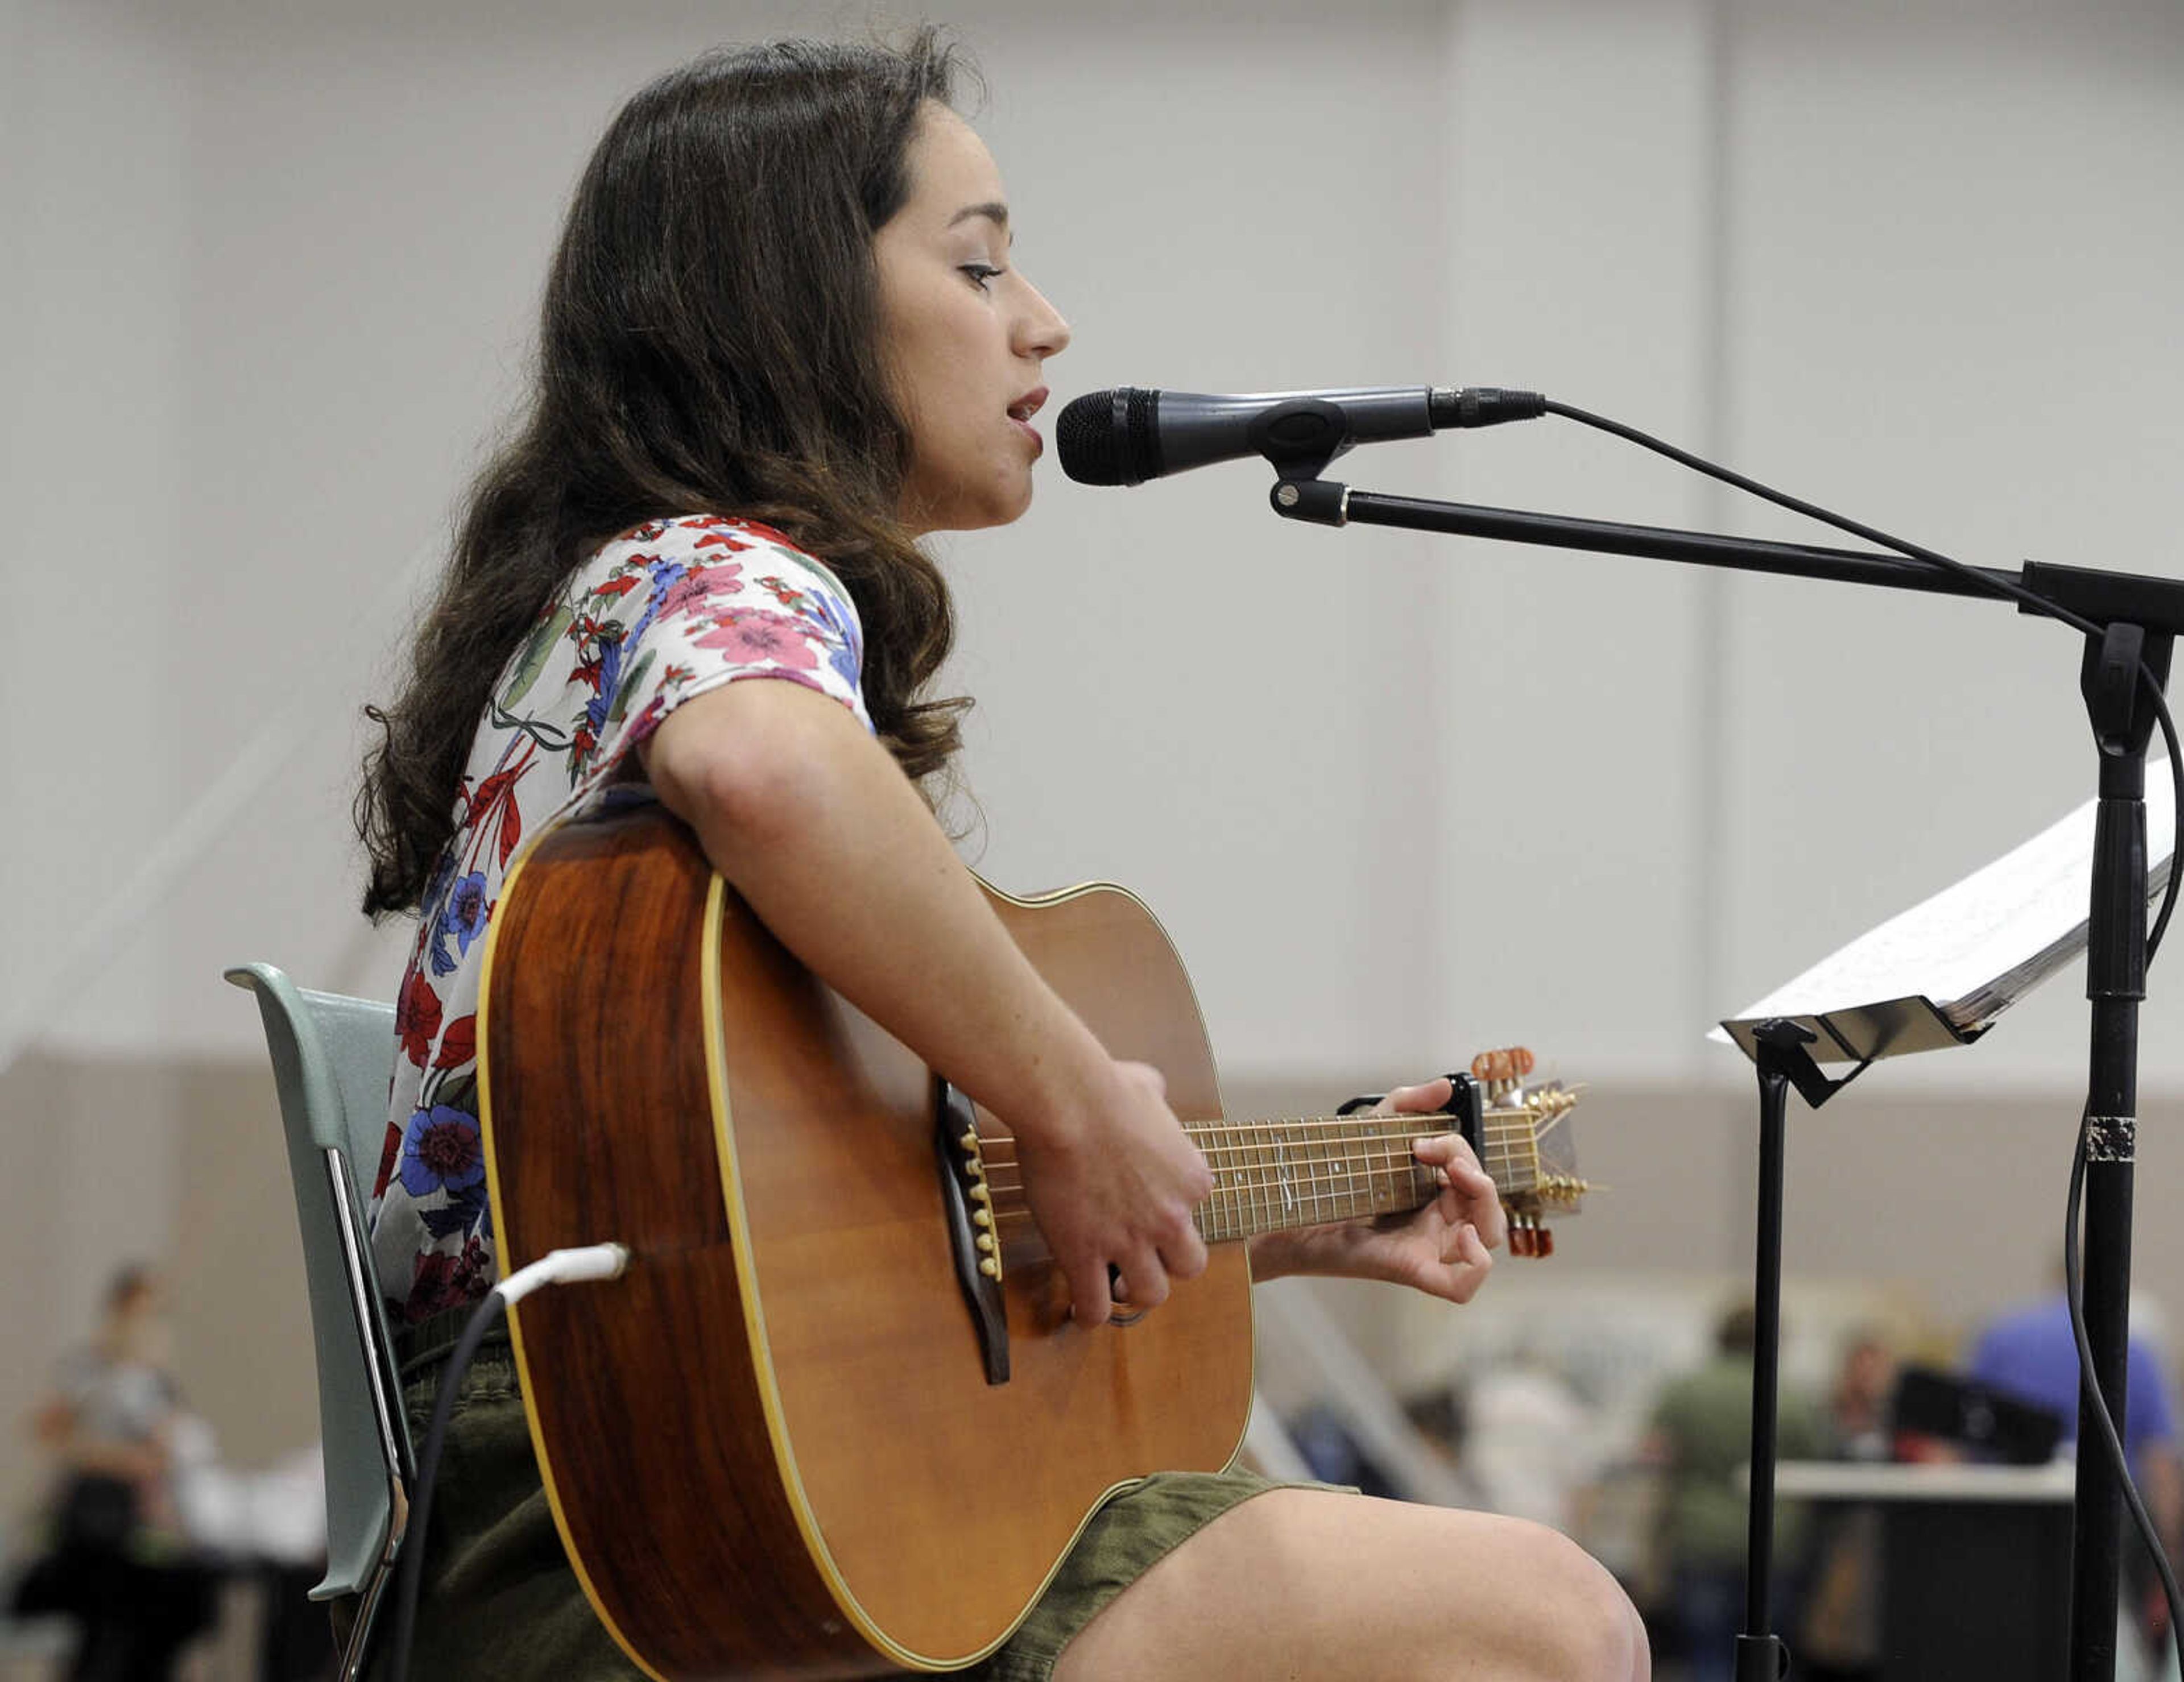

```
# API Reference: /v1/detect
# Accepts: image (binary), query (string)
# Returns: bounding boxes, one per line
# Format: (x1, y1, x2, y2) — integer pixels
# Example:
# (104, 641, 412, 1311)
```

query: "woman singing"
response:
(354, 31, 1645, 1681)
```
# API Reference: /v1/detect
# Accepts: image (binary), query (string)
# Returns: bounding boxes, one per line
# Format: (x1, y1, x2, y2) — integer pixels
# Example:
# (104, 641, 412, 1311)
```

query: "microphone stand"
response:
(1266, 469, 2182, 1682)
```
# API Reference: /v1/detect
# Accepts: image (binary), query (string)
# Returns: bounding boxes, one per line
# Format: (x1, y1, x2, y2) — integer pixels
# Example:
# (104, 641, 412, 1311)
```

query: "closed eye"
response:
(961, 262, 1007, 292)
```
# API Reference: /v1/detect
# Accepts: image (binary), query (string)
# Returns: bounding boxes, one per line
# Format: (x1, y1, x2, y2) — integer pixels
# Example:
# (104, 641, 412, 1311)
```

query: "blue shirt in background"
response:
(1969, 1292, 2178, 1466)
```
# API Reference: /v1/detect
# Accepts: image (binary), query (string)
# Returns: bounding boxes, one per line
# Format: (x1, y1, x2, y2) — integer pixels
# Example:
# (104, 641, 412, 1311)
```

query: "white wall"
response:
(6, 0, 2183, 1084)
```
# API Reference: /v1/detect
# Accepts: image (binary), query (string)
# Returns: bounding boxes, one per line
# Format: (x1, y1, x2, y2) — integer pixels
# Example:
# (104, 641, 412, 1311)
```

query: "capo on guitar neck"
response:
(1334, 1067, 1487, 1159)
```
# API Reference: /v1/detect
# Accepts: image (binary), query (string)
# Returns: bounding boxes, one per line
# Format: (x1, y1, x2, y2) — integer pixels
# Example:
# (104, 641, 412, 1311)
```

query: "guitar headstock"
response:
(1468, 1047, 1588, 1258)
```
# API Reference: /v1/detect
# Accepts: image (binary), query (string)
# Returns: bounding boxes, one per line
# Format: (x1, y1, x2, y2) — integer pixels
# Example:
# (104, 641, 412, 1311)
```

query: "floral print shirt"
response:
(369, 515, 872, 1324)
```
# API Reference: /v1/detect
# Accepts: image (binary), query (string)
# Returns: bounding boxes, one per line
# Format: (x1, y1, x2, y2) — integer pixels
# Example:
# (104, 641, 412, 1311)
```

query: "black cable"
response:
(2067, 1110, 2184, 1676)
(387, 1289, 508, 1682)
(1538, 399, 2184, 962)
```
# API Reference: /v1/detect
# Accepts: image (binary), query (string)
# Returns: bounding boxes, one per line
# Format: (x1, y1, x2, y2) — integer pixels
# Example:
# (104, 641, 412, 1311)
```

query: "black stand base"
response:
(1734, 1634, 1789, 1681)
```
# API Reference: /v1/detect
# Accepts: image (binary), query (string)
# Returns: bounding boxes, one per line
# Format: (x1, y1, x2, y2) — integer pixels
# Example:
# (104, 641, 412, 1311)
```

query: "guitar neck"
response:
(1184, 1112, 1532, 1243)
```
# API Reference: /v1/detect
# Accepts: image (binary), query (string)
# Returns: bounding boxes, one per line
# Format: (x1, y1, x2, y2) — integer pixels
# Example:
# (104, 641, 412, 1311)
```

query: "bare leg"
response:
(1053, 1489, 1647, 1682)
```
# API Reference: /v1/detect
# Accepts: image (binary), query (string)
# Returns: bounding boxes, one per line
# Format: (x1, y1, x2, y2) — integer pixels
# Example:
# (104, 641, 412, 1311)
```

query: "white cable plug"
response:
(493, 1242, 631, 1307)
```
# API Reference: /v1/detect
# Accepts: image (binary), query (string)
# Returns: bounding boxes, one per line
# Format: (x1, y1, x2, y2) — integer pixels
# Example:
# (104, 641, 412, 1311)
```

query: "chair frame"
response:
(226, 963, 412, 1682)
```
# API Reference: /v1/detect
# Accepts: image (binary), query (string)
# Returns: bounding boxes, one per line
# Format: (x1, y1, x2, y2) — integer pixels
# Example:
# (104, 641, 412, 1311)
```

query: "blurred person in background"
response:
(1463, 1344, 1600, 1536)
(1970, 1277, 2184, 1680)
(1644, 1302, 1824, 1682)
(9, 1265, 217, 1682)
(1797, 1327, 1899, 1682)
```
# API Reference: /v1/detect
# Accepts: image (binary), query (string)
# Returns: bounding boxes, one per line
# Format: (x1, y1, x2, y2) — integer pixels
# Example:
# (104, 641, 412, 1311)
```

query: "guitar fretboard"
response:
(1183, 1113, 1535, 1242)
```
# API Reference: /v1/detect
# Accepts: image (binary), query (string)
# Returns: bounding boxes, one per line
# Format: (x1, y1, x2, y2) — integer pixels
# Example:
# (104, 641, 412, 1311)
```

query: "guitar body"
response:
(478, 802, 1255, 1680)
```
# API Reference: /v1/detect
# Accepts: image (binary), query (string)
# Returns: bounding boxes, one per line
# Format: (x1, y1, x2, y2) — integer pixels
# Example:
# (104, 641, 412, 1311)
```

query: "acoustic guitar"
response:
(477, 801, 1585, 1680)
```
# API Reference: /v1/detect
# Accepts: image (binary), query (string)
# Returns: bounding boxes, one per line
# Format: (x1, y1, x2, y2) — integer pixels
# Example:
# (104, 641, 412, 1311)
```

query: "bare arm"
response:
(28, 1395, 168, 1482)
(639, 678, 1211, 1324)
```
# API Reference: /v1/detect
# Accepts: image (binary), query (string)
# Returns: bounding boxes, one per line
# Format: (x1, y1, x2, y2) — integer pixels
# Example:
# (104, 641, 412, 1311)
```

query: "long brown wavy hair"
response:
(357, 33, 973, 917)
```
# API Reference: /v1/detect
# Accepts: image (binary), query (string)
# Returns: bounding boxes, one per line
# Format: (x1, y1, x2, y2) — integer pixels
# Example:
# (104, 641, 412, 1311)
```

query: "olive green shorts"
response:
(359, 1327, 1307, 1681)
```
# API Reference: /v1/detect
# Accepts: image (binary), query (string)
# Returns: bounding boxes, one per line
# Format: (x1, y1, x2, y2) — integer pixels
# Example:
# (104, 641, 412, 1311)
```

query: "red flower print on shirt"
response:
(375, 516, 874, 1327)
(435, 1014, 476, 1070)
(396, 971, 443, 1067)
(692, 609, 821, 670)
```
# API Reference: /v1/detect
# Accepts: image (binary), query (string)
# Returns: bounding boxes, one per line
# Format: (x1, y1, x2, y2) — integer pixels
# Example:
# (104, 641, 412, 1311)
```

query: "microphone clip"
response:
(1251, 399, 1354, 526)
(1247, 397, 1352, 485)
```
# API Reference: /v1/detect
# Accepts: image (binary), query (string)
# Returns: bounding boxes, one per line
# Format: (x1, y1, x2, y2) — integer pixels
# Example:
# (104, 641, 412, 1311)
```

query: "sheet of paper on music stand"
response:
(1715, 767, 2176, 1054)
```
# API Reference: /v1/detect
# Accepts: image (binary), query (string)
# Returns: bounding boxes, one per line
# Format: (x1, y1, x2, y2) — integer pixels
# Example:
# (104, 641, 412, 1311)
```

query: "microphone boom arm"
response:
(1268, 474, 2184, 635)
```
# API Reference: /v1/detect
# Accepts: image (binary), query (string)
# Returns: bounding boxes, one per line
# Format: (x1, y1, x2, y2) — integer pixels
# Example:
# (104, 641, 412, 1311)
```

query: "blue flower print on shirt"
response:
(802, 584, 864, 693)
(399, 1105, 486, 1199)
(442, 871, 488, 958)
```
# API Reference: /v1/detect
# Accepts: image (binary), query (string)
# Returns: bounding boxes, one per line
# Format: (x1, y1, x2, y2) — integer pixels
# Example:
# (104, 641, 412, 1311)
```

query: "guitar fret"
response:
(1254, 1118, 1273, 1236)
(1308, 1120, 1333, 1223)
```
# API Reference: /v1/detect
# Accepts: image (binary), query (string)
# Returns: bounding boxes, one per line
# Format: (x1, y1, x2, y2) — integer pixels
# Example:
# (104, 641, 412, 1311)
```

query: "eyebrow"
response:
(948, 201, 1012, 235)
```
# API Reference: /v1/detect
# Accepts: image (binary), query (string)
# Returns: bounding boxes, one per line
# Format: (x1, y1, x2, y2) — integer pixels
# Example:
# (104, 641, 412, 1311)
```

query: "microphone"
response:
(1057, 384, 1545, 487)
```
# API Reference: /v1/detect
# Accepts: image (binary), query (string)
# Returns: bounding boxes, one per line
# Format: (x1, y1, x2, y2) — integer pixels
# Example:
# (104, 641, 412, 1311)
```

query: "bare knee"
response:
(1486, 1522, 1647, 1682)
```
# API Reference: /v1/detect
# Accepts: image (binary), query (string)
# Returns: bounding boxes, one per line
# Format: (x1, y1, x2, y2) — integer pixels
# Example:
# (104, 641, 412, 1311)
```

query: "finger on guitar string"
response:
(1412, 1132, 1508, 1251)
(1361, 1075, 1456, 1118)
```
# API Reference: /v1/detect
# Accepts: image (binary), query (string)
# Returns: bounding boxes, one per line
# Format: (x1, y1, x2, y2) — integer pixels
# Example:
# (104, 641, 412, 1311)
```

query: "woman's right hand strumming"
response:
(642, 676, 1212, 1325)
(1010, 1057, 1212, 1325)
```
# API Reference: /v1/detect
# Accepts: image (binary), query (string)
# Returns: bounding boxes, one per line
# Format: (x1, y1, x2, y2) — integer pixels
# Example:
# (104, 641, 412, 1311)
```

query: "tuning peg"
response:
(1470, 1046, 1536, 1081)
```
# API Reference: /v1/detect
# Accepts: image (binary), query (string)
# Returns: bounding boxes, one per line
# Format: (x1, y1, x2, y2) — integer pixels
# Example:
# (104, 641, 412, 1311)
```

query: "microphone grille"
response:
(1057, 388, 1157, 487)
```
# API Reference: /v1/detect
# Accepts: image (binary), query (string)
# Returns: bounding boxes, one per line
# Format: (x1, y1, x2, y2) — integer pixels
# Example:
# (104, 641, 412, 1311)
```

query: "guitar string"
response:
(973, 1111, 1548, 1137)
(976, 1148, 1537, 1189)
(983, 1144, 1529, 1188)
(976, 1149, 1532, 1185)
(983, 1161, 1566, 1233)
(979, 1163, 1477, 1200)
(1142, 1113, 1550, 1138)
(979, 1167, 1441, 1209)
(974, 1117, 1545, 1161)
(981, 1165, 1480, 1209)
(985, 1145, 1543, 1234)
(979, 1145, 1551, 1211)
(971, 1118, 1553, 1237)
(977, 1134, 1540, 1174)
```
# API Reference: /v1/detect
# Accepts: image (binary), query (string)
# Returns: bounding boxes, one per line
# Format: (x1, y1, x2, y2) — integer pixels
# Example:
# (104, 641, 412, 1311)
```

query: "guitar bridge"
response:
(934, 1078, 1010, 1386)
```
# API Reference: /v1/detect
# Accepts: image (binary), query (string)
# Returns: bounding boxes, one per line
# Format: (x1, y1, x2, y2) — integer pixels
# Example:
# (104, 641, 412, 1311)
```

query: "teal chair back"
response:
(226, 963, 411, 1682)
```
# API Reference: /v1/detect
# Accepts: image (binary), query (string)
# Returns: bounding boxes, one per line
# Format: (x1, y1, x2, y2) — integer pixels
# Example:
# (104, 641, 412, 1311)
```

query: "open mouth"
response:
(1008, 388, 1048, 425)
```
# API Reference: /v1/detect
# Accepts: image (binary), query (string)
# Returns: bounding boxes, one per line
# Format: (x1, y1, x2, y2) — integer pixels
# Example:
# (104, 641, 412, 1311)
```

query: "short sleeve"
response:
(555, 515, 873, 794)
